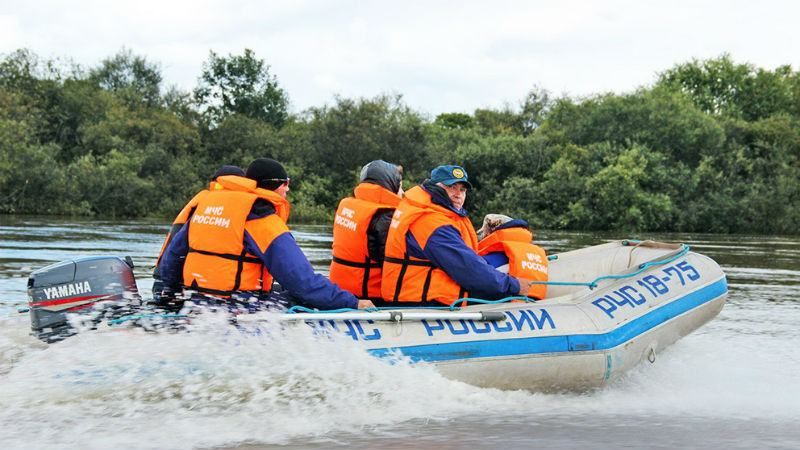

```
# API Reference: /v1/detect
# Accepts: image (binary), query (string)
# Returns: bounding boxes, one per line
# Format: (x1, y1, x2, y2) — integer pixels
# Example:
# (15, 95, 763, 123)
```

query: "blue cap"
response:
(430, 165, 472, 189)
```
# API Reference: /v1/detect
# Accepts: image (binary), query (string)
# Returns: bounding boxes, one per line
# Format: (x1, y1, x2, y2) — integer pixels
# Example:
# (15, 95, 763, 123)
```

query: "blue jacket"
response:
(160, 200, 359, 310)
(403, 183, 520, 299)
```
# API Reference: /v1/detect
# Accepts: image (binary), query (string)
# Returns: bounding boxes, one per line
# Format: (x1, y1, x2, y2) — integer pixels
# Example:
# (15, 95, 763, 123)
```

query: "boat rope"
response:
(108, 313, 187, 325)
(446, 296, 533, 310)
(287, 304, 456, 314)
(528, 243, 691, 290)
(288, 296, 536, 314)
(287, 241, 691, 316)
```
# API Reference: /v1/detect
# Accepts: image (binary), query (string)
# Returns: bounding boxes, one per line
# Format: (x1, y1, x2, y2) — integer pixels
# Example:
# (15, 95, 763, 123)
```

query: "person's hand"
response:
(153, 285, 184, 311)
(153, 285, 175, 305)
(357, 299, 376, 309)
(516, 278, 534, 297)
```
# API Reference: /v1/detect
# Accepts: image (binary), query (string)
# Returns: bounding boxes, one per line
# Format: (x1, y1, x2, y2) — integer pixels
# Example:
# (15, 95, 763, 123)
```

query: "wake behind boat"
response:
(25, 240, 727, 391)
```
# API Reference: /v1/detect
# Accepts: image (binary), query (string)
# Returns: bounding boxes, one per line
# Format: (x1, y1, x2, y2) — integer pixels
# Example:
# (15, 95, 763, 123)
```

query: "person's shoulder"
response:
(419, 210, 454, 227)
(251, 198, 276, 218)
(409, 212, 455, 241)
(246, 199, 288, 235)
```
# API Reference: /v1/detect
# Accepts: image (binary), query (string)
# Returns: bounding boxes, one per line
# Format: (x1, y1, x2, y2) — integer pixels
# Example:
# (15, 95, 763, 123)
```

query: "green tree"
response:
(434, 112, 474, 129)
(519, 85, 554, 135)
(452, 133, 554, 218)
(194, 49, 288, 127)
(544, 87, 724, 166)
(0, 49, 61, 102)
(201, 113, 280, 167)
(488, 144, 594, 230)
(570, 145, 674, 231)
(658, 54, 798, 121)
(473, 107, 520, 135)
(304, 95, 427, 203)
(89, 49, 163, 108)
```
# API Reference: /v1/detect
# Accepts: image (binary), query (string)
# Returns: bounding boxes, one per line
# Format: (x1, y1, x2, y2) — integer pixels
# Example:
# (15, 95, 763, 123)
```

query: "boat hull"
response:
(304, 248, 727, 391)
(433, 294, 725, 391)
(29, 241, 728, 392)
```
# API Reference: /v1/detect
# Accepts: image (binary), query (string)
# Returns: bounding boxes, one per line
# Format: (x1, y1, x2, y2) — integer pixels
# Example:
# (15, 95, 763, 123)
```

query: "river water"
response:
(1, 215, 799, 449)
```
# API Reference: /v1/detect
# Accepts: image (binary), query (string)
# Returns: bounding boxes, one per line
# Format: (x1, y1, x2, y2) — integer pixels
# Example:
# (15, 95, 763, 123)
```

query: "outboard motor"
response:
(27, 256, 141, 342)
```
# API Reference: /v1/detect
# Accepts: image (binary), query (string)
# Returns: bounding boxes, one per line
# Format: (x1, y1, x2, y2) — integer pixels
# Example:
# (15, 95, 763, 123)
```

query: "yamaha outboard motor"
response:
(27, 256, 141, 342)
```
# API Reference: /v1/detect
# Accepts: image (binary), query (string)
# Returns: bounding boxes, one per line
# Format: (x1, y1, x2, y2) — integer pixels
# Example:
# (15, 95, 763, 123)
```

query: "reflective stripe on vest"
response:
(329, 183, 401, 299)
(477, 227, 549, 300)
(182, 176, 290, 298)
(381, 185, 478, 304)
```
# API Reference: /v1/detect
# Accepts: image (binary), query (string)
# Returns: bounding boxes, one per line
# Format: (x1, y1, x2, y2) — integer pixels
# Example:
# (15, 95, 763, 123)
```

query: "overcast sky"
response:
(1, 0, 798, 117)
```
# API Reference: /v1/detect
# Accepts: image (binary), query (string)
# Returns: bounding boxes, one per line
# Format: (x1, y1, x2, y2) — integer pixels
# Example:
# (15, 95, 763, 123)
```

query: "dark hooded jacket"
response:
(360, 160, 403, 263)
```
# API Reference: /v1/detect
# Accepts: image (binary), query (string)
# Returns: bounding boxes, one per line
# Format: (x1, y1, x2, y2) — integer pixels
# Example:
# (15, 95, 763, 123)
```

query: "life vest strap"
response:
(188, 281, 235, 297)
(383, 256, 435, 267)
(232, 249, 246, 292)
(361, 257, 371, 300)
(421, 267, 434, 302)
(188, 247, 262, 264)
(385, 254, 435, 302)
(186, 284, 273, 299)
(331, 256, 382, 268)
(186, 247, 264, 296)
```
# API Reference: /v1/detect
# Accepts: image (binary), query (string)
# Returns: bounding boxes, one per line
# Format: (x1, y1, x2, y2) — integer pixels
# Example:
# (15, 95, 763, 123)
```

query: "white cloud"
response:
(1, 0, 798, 115)
(0, 15, 22, 50)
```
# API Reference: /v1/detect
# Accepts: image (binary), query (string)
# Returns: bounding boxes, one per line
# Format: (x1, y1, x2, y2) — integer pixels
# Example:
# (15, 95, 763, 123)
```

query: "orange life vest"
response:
(182, 176, 291, 298)
(477, 227, 549, 300)
(381, 185, 479, 304)
(329, 183, 402, 299)
(155, 180, 229, 267)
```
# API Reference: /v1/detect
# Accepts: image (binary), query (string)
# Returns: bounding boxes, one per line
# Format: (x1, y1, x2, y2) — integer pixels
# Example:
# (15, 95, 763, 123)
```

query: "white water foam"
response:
(1, 303, 798, 450)
(0, 312, 525, 449)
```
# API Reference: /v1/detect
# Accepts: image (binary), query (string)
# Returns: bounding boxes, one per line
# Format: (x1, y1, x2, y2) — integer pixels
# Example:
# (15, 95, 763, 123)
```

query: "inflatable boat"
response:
(26, 240, 727, 391)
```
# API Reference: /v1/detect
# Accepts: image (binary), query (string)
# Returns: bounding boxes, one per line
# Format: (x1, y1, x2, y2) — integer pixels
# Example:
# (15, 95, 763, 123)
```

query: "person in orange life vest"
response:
(381, 165, 534, 306)
(476, 214, 549, 300)
(152, 165, 245, 304)
(158, 158, 375, 311)
(330, 160, 404, 299)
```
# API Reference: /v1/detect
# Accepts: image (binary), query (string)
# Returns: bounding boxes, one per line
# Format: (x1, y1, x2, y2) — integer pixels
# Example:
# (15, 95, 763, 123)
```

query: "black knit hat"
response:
(210, 165, 245, 181)
(246, 158, 289, 190)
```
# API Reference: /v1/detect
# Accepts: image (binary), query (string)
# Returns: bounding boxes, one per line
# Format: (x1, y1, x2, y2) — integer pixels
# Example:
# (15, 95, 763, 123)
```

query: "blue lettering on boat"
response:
(491, 318, 513, 332)
(592, 296, 618, 319)
(620, 285, 646, 305)
(422, 309, 555, 337)
(352, 320, 381, 340)
(309, 319, 382, 341)
(468, 320, 492, 334)
(447, 319, 470, 335)
(592, 261, 702, 318)
(593, 286, 653, 319)
(423, 319, 445, 336)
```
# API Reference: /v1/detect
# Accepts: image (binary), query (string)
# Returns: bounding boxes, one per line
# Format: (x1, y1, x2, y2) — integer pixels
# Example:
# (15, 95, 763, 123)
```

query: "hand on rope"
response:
(516, 277, 535, 296)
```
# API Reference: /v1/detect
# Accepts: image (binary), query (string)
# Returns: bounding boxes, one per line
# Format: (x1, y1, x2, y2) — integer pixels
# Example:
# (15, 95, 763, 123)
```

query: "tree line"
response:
(1, 49, 798, 234)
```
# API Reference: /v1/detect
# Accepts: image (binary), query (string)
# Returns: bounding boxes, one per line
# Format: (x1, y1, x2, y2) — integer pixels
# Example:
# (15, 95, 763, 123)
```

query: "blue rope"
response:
(286, 305, 456, 314)
(528, 243, 691, 289)
(109, 313, 187, 325)
(286, 242, 691, 315)
(447, 296, 534, 311)
(288, 297, 535, 314)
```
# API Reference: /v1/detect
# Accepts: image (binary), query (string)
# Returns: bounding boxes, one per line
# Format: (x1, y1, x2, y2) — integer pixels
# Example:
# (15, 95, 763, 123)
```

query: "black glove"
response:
(152, 279, 165, 300)
(153, 284, 184, 311)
